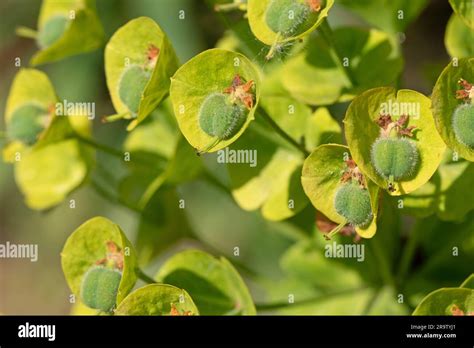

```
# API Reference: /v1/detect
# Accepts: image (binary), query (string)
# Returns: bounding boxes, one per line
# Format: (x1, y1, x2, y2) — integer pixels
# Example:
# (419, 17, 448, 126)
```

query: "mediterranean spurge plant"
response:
(2, 0, 474, 317)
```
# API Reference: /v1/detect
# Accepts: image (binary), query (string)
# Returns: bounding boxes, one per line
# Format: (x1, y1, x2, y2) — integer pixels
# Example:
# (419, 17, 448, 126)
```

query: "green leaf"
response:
(61, 217, 138, 307)
(345, 87, 446, 195)
(338, 0, 429, 34)
(445, 14, 474, 59)
(449, 0, 474, 29)
(247, 0, 334, 45)
(156, 250, 256, 315)
(14, 139, 88, 210)
(301, 144, 379, 238)
(281, 27, 403, 106)
(29, 0, 105, 66)
(170, 48, 261, 153)
(105, 17, 179, 129)
(412, 288, 473, 315)
(115, 284, 198, 315)
(432, 58, 474, 161)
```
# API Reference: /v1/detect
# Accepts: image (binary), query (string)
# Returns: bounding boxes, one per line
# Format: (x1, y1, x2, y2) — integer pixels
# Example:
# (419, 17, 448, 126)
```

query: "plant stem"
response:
(75, 134, 125, 159)
(255, 287, 366, 311)
(258, 107, 310, 157)
(318, 20, 357, 87)
(136, 268, 158, 284)
(369, 236, 396, 289)
(16, 26, 38, 39)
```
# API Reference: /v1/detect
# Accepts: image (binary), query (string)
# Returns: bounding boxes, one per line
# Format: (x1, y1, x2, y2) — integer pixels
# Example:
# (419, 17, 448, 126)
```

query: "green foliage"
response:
(449, 0, 474, 29)
(156, 250, 256, 315)
(265, 0, 311, 37)
(281, 27, 403, 105)
(118, 65, 151, 115)
(445, 14, 474, 59)
(37, 15, 69, 48)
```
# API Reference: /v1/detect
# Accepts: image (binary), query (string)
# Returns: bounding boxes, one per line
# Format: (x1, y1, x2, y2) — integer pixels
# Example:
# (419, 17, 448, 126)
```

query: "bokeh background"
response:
(0, 0, 467, 314)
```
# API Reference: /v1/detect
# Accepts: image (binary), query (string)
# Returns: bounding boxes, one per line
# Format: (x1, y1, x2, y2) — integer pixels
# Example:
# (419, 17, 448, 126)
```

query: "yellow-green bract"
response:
(301, 144, 379, 238)
(28, 0, 105, 66)
(432, 58, 474, 161)
(248, 0, 334, 45)
(61, 217, 138, 308)
(105, 17, 178, 130)
(170, 49, 260, 153)
(7, 103, 49, 145)
(344, 87, 446, 195)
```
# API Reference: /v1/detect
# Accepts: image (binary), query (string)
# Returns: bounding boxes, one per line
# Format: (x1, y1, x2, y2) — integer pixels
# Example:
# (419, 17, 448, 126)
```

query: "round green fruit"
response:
(37, 16, 68, 48)
(265, 0, 310, 36)
(118, 65, 151, 114)
(371, 137, 419, 181)
(80, 266, 122, 312)
(7, 103, 48, 145)
(198, 93, 247, 140)
(452, 103, 474, 148)
(334, 182, 372, 227)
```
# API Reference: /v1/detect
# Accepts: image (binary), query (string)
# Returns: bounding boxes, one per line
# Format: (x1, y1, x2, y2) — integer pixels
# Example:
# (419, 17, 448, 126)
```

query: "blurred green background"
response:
(0, 0, 471, 315)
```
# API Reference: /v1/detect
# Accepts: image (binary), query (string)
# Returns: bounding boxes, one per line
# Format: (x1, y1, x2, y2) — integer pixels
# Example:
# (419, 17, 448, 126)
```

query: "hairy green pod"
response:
(452, 103, 474, 148)
(7, 103, 48, 145)
(199, 93, 247, 140)
(334, 182, 372, 227)
(371, 137, 419, 181)
(265, 0, 310, 36)
(37, 16, 68, 48)
(80, 266, 122, 312)
(118, 65, 151, 114)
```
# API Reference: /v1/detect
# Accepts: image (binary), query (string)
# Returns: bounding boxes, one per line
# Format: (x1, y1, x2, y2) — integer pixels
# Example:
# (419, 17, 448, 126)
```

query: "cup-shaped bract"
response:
(27, 0, 104, 66)
(115, 284, 199, 316)
(344, 87, 446, 195)
(61, 217, 138, 310)
(155, 250, 256, 315)
(248, 0, 334, 46)
(170, 49, 260, 153)
(105, 17, 179, 129)
(432, 58, 474, 161)
(301, 144, 379, 238)
(3, 69, 56, 152)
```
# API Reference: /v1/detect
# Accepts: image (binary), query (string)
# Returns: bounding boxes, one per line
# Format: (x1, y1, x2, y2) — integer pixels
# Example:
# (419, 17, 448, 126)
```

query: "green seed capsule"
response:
(7, 104, 48, 145)
(80, 266, 122, 312)
(452, 103, 474, 148)
(371, 137, 419, 181)
(37, 16, 68, 49)
(265, 0, 310, 36)
(199, 93, 247, 140)
(118, 65, 151, 115)
(334, 182, 373, 227)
